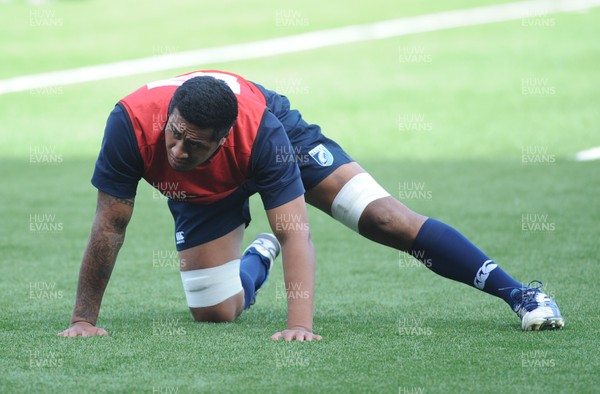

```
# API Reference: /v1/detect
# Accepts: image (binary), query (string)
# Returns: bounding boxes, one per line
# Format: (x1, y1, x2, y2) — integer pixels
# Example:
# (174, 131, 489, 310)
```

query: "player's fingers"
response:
(307, 332, 322, 341)
(292, 331, 310, 342)
(283, 331, 296, 342)
(66, 328, 80, 338)
(270, 332, 283, 341)
(95, 327, 109, 336)
(271, 330, 320, 342)
(302, 333, 320, 341)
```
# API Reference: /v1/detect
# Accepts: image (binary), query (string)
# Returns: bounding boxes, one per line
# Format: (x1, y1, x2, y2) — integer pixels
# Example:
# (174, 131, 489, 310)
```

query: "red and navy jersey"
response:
(92, 70, 304, 209)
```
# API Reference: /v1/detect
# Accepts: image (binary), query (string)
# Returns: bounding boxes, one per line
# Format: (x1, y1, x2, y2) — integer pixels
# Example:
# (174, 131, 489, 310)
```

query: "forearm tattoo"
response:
(72, 193, 134, 325)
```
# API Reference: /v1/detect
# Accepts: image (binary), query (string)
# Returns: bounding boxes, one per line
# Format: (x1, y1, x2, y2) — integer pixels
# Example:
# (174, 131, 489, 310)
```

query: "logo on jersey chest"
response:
(308, 144, 334, 167)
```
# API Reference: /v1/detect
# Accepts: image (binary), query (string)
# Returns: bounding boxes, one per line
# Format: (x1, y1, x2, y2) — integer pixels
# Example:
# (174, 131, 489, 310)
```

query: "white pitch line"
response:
(575, 146, 600, 161)
(1, 0, 599, 95)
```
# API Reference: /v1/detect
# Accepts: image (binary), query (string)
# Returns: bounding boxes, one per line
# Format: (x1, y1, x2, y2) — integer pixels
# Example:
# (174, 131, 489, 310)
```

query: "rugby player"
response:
(58, 70, 563, 341)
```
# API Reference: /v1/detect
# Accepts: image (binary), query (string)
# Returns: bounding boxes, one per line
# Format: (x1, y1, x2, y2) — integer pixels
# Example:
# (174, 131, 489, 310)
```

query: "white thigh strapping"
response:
(331, 173, 390, 232)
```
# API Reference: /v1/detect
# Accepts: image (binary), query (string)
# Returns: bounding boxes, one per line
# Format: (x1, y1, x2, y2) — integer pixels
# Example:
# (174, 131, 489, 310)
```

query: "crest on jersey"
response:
(308, 144, 334, 167)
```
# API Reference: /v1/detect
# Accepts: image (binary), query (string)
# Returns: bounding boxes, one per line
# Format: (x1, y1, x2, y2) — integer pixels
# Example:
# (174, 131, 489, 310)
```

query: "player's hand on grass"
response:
(57, 321, 108, 337)
(271, 327, 322, 342)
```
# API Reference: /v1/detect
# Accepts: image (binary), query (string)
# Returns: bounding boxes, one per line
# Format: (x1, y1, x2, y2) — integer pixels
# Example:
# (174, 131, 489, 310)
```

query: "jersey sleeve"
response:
(91, 103, 144, 199)
(250, 110, 305, 210)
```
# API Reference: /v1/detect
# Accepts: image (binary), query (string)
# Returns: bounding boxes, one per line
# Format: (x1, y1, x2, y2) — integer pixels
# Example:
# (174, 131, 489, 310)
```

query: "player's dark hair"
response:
(168, 76, 238, 141)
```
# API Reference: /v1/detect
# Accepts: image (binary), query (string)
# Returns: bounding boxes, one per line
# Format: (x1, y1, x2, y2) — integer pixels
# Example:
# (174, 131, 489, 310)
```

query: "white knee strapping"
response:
(331, 173, 390, 232)
(180, 259, 243, 308)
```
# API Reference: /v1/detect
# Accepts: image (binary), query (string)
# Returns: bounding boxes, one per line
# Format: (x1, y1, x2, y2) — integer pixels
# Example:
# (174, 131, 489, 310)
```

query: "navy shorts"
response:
(169, 87, 353, 251)
(270, 95, 353, 190)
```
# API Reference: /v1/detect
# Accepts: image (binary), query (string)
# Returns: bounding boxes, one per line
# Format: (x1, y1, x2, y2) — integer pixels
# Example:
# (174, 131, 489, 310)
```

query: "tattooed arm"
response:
(58, 190, 134, 337)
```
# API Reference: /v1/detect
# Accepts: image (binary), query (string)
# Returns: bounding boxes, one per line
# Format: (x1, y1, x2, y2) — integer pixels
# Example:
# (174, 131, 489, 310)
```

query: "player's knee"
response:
(364, 199, 424, 231)
(190, 300, 241, 323)
(360, 199, 403, 232)
(180, 259, 243, 322)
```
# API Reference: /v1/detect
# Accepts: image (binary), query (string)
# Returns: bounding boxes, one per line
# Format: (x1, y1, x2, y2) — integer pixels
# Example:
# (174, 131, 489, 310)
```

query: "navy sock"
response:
(410, 218, 523, 307)
(239, 252, 268, 309)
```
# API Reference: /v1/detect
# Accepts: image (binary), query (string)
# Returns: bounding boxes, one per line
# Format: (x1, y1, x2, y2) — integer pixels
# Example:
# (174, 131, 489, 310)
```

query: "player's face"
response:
(164, 108, 226, 172)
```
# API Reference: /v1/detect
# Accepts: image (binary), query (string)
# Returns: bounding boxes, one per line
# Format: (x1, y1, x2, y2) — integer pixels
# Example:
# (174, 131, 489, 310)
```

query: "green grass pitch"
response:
(1, 0, 599, 392)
